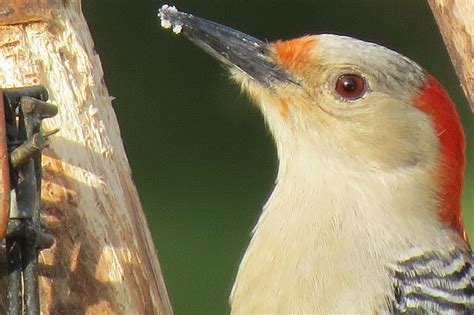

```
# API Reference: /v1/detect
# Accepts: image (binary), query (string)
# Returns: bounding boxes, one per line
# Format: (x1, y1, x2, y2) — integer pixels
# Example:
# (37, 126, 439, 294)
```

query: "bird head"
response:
(159, 6, 466, 238)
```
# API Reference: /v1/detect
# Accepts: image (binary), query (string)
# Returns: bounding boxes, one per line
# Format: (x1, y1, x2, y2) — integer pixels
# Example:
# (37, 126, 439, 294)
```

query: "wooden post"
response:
(0, 0, 173, 313)
(428, 0, 474, 111)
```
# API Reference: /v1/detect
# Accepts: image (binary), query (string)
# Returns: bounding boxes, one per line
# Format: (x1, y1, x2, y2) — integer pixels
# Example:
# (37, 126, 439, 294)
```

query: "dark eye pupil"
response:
(342, 79, 357, 92)
(335, 74, 366, 100)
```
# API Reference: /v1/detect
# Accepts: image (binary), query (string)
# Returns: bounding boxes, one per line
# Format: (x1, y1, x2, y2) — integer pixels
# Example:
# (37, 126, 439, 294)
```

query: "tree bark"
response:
(428, 0, 474, 112)
(0, 0, 173, 314)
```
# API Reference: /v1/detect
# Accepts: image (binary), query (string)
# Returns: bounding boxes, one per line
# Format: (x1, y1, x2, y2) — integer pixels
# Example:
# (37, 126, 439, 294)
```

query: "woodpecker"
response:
(159, 5, 473, 313)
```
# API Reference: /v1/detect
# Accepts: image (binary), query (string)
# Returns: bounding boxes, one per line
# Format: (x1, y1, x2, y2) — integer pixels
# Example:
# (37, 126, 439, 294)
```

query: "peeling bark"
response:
(0, 1, 172, 313)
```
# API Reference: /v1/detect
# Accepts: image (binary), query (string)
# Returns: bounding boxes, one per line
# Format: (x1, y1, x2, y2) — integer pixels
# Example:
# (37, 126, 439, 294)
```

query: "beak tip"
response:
(158, 4, 184, 34)
(158, 4, 178, 18)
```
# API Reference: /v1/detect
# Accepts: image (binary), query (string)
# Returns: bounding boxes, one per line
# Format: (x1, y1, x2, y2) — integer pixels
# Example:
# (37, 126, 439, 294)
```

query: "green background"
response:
(82, 1, 473, 314)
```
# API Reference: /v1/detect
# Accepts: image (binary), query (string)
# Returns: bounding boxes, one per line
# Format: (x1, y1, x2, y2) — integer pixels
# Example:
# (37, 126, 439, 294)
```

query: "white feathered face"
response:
(231, 34, 441, 172)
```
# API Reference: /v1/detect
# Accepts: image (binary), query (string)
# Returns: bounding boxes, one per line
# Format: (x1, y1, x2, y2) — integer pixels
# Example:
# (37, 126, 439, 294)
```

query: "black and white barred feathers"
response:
(388, 249, 474, 314)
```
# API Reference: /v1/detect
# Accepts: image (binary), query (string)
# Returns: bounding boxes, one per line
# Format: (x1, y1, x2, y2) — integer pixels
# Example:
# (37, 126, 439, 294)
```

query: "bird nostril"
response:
(257, 46, 267, 54)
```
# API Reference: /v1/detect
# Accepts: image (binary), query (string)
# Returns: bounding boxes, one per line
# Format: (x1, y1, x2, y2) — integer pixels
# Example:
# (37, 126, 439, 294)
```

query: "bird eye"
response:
(335, 74, 366, 100)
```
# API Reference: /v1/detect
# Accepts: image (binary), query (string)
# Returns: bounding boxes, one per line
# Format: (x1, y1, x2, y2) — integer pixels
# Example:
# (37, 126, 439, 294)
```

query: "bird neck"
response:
(230, 145, 461, 313)
(265, 150, 447, 247)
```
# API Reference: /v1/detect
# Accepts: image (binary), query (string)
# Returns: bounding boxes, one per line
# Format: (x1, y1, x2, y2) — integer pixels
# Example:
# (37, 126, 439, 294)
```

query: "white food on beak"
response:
(172, 24, 182, 34)
(158, 4, 179, 31)
(160, 19, 172, 29)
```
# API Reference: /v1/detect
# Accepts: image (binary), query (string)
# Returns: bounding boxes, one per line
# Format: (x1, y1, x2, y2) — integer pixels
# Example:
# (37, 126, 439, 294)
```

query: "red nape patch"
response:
(414, 75, 467, 240)
(272, 36, 316, 69)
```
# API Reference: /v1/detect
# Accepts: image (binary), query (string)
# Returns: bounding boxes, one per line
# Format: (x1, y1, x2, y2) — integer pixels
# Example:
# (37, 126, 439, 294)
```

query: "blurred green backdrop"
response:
(82, 1, 473, 314)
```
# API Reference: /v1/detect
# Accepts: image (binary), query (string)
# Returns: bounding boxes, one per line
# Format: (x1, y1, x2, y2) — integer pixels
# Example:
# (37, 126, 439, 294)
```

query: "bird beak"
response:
(159, 6, 297, 88)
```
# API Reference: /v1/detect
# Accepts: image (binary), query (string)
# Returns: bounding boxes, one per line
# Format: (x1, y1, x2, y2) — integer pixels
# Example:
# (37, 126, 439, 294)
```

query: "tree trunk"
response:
(428, 0, 474, 112)
(0, 1, 173, 314)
